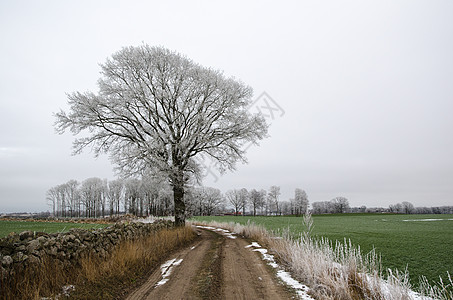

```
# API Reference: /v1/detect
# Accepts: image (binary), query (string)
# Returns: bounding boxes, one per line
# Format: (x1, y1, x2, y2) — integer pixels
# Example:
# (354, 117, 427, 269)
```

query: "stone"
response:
(19, 231, 33, 240)
(37, 236, 47, 243)
(2, 255, 13, 267)
(27, 239, 40, 253)
(28, 255, 40, 264)
(13, 252, 27, 262)
(48, 246, 58, 256)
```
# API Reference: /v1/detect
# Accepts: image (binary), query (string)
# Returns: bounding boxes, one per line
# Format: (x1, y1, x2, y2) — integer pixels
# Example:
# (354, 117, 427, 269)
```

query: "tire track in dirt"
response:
(126, 229, 216, 300)
(220, 233, 292, 299)
(126, 227, 294, 300)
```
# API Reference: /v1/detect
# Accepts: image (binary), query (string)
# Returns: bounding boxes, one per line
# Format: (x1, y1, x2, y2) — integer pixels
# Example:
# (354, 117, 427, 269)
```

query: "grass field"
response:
(192, 214, 453, 287)
(0, 220, 109, 238)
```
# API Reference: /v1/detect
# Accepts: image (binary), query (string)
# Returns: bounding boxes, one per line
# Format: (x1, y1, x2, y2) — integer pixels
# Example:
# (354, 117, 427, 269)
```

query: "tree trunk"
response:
(173, 170, 186, 226)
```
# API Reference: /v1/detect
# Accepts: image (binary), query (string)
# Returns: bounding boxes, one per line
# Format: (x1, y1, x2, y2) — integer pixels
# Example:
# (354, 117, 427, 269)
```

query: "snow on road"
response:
(196, 225, 237, 239)
(156, 258, 184, 287)
(245, 242, 261, 248)
(246, 242, 314, 300)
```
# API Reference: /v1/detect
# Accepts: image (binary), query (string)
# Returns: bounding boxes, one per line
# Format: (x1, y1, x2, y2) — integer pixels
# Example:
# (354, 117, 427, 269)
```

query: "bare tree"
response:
(203, 187, 224, 216)
(226, 189, 243, 215)
(268, 186, 281, 215)
(108, 179, 124, 216)
(46, 187, 58, 217)
(331, 196, 350, 213)
(390, 201, 415, 214)
(55, 45, 268, 226)
(80, 177, 104, 218)
(294, 188, 309, 216)
(125, 179, 141, 216)
(249, 189, 264, 216)
(65, 180, 80, 217)
(401, 201, 414, 214)
(239, 188, 249, 216)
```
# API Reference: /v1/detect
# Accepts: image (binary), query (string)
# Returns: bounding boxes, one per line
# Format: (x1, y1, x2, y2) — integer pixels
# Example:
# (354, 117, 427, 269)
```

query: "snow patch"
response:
(225, 232, 237, 239)
(136, 216, 174, 223)
(62, 285, 75, 297)
(277, 270, 311, 298)
(402, 218, 453, 222)
(196, 225, 236, 239)
(196, 225, 216, 230)
(250, 246, 313, 299)
(253, 248, 268, 254)
(155, 258, 183, 287)
(245, 242, 261, 248)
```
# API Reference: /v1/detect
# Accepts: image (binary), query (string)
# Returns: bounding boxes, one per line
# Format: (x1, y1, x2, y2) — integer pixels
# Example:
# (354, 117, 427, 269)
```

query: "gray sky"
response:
(1, 0, 452, 212)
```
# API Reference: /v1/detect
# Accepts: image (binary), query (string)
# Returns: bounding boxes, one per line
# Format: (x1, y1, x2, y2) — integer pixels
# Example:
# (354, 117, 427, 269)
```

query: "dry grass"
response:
(192, 216, 450, 300)
(1, 226, 196, 300)
(419, 272, 453, 300)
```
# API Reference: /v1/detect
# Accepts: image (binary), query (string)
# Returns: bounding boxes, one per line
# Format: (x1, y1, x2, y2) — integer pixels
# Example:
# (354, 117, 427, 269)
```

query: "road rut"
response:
(126, 226, 293, 300)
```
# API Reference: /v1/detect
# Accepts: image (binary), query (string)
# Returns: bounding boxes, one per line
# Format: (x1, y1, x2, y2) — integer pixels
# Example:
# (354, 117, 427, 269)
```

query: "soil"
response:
(125, 227, 295, 300)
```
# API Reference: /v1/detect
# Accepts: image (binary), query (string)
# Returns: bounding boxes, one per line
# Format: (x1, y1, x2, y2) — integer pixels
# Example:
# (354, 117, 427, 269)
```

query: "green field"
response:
(0, 220, 109, 238)
(192, 214, 453, 287)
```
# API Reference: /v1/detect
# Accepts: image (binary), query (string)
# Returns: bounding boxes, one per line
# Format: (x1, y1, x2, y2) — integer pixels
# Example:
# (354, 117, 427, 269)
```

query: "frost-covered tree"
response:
(125, 179, 141, 216)
(267, 185, 281, 215)
(331, 196, 350, 213)
(46, 187, 58, 217)
(239, 188, 249, 216)
(108, 179, 124, 216)
(65, 180, 80, 217)
(80, 177, 105, 218)
(401, 201, 414, 214)
(55, 45, 268, 226)
(294, 188, 309, 216)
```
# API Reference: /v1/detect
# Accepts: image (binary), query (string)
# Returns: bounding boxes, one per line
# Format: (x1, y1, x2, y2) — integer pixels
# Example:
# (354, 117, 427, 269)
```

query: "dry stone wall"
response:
(0, 220, 173, 278)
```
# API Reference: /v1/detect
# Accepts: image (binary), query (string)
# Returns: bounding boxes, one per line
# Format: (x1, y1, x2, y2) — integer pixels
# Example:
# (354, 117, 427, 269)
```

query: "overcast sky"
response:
(1, 0, 452, 213)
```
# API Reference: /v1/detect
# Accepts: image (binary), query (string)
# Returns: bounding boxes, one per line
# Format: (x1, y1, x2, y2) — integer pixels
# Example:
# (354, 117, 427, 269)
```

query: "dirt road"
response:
(126, 226, 296, 300)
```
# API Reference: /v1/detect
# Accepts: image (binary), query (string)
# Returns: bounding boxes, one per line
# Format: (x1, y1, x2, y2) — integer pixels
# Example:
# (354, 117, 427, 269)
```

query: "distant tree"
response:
(312, 201, 330, 214)
(280, 201, 291, 215)
(65, 180, 80, 217)
(390, 201, 414, 214)
(331, 197, 350, 213)
(79, 178, 103, 218)
(294, 189, 309, 216)
(46, 187, 58, 217)
(239, 188, 249, 216)
(401, 201, 415, 214)
(259, 189, 267, 215)
(249, 189, 264, 216)
(55, 45, 268, 226)
(389, 203, 403, 213)
(108, 179, 124, 216)
(268, 186, 281, 215)
(193, 187, 224, 216)
(125, 179, 141, 216)
(226, 189, 243, 216)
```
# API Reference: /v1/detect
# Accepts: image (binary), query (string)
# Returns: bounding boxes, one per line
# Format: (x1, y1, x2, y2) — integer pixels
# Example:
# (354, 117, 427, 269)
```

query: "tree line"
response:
(46, 177, 172, 218)
(47, 178, 452, 218)
(46, 180, 311, 218)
